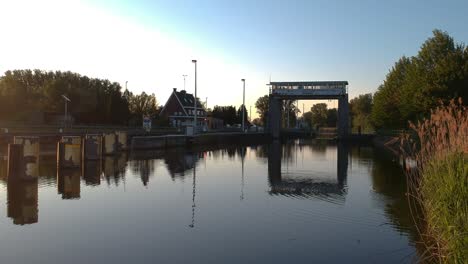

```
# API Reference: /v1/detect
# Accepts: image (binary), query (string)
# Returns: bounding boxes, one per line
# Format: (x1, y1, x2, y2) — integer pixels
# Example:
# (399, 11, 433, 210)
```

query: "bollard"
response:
(7, 144, 24, 180)
(102, 132, 118, 155)
(57, 136, 82, 168)
(83, 134, 102, 160)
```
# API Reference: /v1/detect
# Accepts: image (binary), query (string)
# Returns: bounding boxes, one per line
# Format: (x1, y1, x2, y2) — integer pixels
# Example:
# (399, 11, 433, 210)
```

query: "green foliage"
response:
(0, 69, 131, 124)
(307, 103, 337, 128)
(310, 103, 328, 127)
(255, 95, 269, 125)
(282, 100, 299, 127)
(212, 105, 238, 125)
(420, 153, 467, 263)
(350, 93, 373, 132)
(236, 104, 249, 125)
(127, 90, 159, 125)
(372, 30, 468, 129)
(0, 69, 160, 126)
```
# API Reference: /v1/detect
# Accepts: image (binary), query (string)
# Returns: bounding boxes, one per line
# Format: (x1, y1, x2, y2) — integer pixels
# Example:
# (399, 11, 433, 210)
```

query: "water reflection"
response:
(7, 176, 38, 225)
(268, 140, 348, 202)
(0, 140, 423, 263)
(57, 168, 81, 199)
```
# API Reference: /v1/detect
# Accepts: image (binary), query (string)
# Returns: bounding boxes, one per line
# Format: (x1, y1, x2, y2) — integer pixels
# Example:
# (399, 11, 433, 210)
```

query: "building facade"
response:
(159, 88, 207, 129)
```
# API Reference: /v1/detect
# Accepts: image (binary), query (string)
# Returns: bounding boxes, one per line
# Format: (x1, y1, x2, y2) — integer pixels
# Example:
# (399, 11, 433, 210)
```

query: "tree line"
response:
(210, 105, 249, 126)
(372, 29, 468, 129)
(0, 70, 159, 126)
(254, 29, 467, 131)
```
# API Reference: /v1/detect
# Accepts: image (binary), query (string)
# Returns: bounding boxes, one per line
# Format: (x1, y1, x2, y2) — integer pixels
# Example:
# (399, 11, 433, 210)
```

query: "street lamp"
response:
(192, 60, 197, 133)
(61, 94, 71, 128)
(241, 79, 245, 132)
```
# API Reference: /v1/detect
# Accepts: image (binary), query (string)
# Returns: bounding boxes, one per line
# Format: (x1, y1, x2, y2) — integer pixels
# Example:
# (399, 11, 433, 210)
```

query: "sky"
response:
(1, 0, 467, 118)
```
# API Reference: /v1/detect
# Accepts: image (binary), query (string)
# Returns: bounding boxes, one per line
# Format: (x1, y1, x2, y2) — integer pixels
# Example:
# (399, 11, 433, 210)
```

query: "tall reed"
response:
(401, 98, 467, 263)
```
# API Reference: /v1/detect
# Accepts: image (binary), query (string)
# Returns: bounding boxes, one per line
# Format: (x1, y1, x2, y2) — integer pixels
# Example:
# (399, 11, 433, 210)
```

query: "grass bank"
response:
(402, 99, 467, 263)
(420, 152, 467, 262)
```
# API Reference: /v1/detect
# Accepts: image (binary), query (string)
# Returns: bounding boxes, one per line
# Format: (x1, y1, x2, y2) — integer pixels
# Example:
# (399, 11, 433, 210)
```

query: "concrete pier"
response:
(83, 134, 102, 160)
(12, 136, 40, 179)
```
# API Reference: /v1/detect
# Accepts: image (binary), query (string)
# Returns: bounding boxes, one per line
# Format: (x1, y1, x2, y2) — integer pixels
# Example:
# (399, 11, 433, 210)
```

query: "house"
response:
(159, 88, 207, 128)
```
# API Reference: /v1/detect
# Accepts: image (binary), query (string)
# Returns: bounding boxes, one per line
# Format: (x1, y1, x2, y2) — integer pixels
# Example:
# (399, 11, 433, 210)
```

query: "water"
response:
(0, 140, 420, 263)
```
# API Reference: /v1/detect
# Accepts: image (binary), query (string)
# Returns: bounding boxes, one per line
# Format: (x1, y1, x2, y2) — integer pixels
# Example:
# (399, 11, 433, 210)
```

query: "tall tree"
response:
(255, 95, 269, 125)
(350, 93, 373, 132)
(310, 103, 328, 128)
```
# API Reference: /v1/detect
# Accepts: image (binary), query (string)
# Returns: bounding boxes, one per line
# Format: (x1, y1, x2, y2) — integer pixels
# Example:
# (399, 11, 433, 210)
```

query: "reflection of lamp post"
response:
(241, 79, 245, 132)
(61, 94, 71, 128)
(189, 155, 197, 228)
(192, 60, 197, 133)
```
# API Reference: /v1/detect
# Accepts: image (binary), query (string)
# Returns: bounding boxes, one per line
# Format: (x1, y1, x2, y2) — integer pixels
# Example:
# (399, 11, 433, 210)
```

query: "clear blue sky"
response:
(1, 0, 467, 116)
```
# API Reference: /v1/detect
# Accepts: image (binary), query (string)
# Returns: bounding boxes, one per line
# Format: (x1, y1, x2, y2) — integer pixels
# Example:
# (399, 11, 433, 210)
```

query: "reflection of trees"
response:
(103, 154, 127, 186)
(368, 147, 424, 257)
(130, 159, 155, 186)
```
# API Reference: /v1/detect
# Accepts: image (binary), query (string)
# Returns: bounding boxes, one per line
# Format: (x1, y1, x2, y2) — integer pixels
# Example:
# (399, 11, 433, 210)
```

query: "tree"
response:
(350, 93, 373, 132)
(282, 100, 299, 128)
(236, 104, 249, 126)
(255, 95, 269, 125)
(371, 29, 468, 129)
(212, 105, 238, 125)
(310, 103, 328, 128)
(0, 69, 131, 125)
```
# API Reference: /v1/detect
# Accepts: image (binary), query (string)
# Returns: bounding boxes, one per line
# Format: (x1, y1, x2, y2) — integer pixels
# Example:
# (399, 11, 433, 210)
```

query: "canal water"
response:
(0, 140, 420, 263)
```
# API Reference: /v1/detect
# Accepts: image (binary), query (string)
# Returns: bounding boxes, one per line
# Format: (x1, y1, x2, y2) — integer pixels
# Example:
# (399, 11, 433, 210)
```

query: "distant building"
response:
(159, 88, 207, 128)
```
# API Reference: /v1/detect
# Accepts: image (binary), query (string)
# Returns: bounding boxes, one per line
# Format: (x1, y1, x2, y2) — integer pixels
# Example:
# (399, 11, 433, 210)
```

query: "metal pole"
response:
(249, 105, 252, 122)
(192, 60, 197, 133)
(241, 79, 245, 132)
(65, 101, 67, 128)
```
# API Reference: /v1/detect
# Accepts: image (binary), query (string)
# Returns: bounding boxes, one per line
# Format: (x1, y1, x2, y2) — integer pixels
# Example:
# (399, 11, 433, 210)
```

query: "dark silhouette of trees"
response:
(212, 105, 238, 125)
(255, 95, 269, 125)
(0, 69, 160, 126)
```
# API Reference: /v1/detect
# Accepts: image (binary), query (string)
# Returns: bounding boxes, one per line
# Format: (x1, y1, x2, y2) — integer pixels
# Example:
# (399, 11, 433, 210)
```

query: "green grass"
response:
(420, 152, 468, 263)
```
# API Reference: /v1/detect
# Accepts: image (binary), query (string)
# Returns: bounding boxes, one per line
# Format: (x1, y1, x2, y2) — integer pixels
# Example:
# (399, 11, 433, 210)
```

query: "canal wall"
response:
(130, 132, 270, 150)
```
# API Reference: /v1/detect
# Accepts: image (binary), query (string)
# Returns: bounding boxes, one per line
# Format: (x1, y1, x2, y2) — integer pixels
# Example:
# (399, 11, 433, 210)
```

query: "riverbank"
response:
(401, 100, 467, 263)
(420, 152, 467, 262)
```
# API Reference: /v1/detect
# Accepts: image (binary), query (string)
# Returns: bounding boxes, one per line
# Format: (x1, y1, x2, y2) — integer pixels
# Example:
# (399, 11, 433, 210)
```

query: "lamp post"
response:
(241, 79, 245, 132)
(192, 60, 197, 133)
(61, 94, 71, 128)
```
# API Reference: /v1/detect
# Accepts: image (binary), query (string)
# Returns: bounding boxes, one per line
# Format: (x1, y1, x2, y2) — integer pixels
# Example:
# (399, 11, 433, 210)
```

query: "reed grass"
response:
(401, 98, 467, 263)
